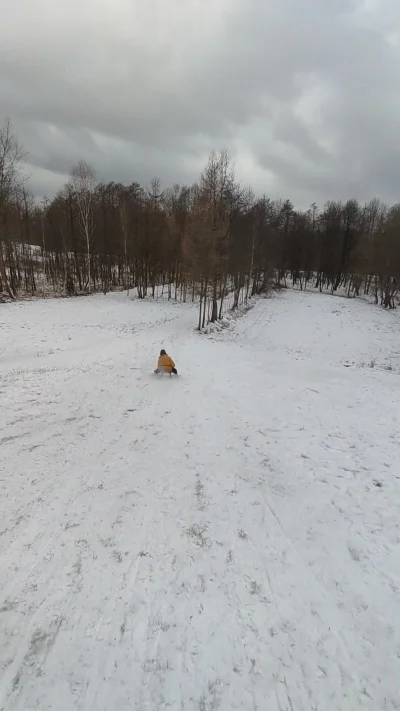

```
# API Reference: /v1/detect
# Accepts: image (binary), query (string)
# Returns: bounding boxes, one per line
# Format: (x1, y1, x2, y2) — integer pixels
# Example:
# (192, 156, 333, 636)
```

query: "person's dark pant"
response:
(154, 368, 178, 375)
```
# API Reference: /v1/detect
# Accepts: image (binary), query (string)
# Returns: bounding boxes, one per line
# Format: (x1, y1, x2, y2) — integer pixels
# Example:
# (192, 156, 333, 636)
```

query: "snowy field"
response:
(1, 289, 400, 711)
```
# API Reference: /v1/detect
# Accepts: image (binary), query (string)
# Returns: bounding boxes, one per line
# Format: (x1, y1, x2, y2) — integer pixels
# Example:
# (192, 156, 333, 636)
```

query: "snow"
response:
(1, 289, 400, 711)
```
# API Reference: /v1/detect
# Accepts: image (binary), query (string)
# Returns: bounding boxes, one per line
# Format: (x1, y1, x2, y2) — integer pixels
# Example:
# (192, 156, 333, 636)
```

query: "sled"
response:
(153, 370, 178, 378)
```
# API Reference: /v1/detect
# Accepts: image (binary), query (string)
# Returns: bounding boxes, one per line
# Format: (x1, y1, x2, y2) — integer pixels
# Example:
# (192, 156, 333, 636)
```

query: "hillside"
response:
(0, 289, 399, 710)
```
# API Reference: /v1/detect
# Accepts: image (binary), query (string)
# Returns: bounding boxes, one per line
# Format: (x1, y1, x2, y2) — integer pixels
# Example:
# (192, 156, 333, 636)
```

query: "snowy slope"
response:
(0, 290, 400, 711)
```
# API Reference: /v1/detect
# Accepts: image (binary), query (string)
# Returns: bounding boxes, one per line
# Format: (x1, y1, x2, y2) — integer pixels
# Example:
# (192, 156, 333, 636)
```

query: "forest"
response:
(1, 117, 399, 326)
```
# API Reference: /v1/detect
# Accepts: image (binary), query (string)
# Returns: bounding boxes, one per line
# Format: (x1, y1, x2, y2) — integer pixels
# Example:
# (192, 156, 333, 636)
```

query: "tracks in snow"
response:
(1, 292, 400, 710)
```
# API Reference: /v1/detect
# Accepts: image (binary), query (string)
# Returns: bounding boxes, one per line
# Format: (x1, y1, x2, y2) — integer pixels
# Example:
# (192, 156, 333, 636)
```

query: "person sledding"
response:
(154, 349, 178, 376)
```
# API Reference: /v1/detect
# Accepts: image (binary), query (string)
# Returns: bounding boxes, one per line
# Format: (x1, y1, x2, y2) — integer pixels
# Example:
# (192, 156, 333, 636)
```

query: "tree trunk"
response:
(0, 242, 16, 299)
(86, 228, 91, 293)
(210, 278, 218, 322)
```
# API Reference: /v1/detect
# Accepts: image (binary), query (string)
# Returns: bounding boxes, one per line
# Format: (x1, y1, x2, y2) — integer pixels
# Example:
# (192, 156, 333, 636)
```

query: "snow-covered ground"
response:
(1, 289, 400, 711)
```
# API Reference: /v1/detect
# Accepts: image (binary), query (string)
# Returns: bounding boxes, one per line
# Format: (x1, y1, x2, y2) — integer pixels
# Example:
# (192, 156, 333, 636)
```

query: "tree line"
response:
(1, 117, 399, 326)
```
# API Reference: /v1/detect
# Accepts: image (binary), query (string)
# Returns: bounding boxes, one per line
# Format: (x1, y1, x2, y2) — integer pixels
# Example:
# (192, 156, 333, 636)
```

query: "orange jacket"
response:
(157, 353, 175, 373)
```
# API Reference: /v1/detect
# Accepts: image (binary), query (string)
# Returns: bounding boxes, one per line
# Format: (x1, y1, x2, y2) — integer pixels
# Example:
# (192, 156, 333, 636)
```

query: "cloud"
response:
(1, 0, 399, 207)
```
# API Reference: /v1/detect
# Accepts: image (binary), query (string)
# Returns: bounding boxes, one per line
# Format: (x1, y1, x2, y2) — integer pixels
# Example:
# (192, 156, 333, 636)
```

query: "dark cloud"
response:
(1, 0, 399, 207)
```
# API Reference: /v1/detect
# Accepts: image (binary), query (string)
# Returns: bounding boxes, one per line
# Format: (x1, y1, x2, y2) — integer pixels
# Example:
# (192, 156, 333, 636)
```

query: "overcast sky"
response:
(1, 0, 400, 208)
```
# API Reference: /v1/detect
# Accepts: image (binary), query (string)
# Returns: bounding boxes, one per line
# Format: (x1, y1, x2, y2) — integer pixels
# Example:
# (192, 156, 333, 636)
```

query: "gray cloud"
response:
(1, 0, 399, 207)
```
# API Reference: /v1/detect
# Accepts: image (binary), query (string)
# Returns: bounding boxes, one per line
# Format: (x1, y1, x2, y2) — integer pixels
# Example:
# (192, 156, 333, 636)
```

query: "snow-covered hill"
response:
(1, 290, 399, 710)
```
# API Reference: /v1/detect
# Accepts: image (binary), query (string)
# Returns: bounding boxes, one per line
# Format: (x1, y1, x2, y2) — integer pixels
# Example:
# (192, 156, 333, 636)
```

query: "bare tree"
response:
(0, 118, 27, 299)
(197, 149, 237, 322)
(70, 160, 97, 292)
